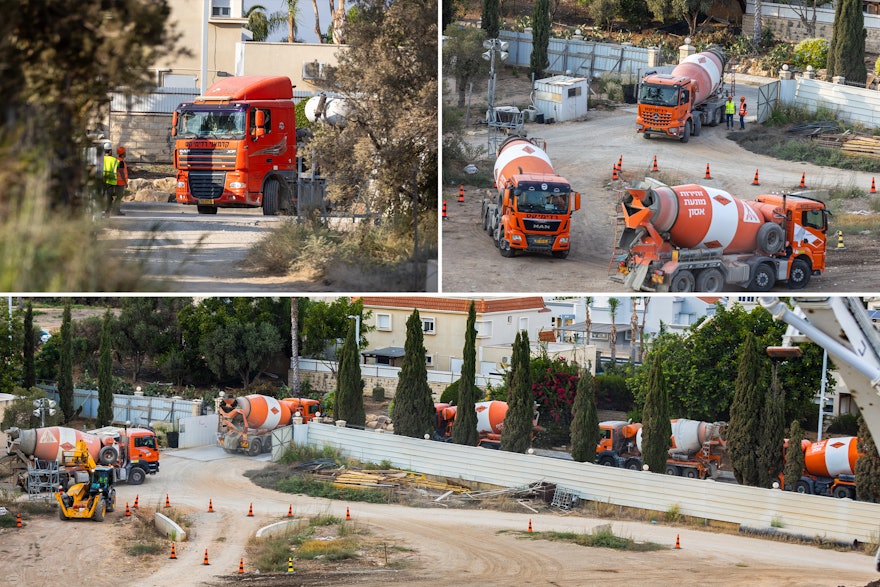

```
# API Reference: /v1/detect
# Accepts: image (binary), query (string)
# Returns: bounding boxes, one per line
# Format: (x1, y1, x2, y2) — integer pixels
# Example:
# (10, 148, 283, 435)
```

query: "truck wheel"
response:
(693, 115, 701, 137)
(749, 264, 776, 292)
(624, 458, 642, 471)
(262, 179, 279, 216)
(833, 485, 853, 499)
(680, 121, 691, 143)
(756, 223, 785, 254)
(106, 489, 117, 513)
(598, 456, 615, 467)
(127, 466, 146, 486)
(196, 205, 218, 215)
(695, 268, 724, 292)
(248, 438, 262, 456)
(665, 465, 681, 476)
(787, 258, 811, 290)
(670, 270, 695, 292)
(795, 480, 811, 494)
(643, 132, 651, 140)
(551, 250, 569, 259)
(713, 107, 723, 127)
(93, 498, 105, 522)
(499, 232, 514, 257)
(684, 468, 699, 479)
(98, 445, 119, 465)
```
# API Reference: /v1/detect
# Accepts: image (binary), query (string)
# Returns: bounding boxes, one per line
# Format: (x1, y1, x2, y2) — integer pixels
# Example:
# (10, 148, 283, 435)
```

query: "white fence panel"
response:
(44, 387, 202, 427)
(792, 78, 880, 128)
(271, 425, 294, 461)
(178, 415, 218, 449)
(303, 423, 880, 544)
(299, 358, 504, 390)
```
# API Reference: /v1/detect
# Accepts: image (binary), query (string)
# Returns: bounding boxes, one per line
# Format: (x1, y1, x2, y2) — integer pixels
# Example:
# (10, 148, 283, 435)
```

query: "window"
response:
(567, 87, 582, 98)
(425, 354, 434, 367)
(476, 320, 492, 338)
(211, 0, 231, 17)
(376, 313, 391, 331)
(422, 317, 435, 335)
(518, 317, 528, 332)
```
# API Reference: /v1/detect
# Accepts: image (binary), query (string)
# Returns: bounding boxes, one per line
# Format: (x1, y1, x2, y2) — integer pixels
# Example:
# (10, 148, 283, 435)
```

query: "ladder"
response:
(550, 485, 579, 510)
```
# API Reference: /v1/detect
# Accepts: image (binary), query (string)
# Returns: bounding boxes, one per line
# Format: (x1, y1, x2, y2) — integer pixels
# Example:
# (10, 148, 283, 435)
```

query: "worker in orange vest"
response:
(738, 96, 748, 130)
(112, 145, 129, 216)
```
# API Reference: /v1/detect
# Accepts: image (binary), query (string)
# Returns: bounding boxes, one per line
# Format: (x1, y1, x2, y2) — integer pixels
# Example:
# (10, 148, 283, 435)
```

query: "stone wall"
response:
(297, 370, 449, 400)
(743, 15, 880, 56)
(110, 112, 174, 165)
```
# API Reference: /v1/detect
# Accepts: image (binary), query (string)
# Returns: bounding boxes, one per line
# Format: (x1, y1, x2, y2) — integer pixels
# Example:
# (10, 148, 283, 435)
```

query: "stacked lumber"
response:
(840, 135, 880, 158)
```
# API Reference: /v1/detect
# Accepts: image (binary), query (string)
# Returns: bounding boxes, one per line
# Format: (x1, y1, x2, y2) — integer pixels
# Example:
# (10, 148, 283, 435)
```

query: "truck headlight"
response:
(559, 237, 569, 245)
(177, 181, 186, 189)
(229, 182, 246, 189)
(511, 234, 522, 242)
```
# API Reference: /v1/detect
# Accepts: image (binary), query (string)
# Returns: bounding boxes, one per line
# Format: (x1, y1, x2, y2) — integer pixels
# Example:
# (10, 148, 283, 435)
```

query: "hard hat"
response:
(740, 96, 746, 101)
(102, 141, 112, 152)
(117, 146, 126, 156)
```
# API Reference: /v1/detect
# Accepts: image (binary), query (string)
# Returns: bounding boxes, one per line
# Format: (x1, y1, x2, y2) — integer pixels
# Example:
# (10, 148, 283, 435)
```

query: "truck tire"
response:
(598, 455, 616, 467)
(749, 263, 776, 292)
(795, 480, 811, 494)
(59, 503, 69, 520)
(262, 179, 279, 216)
(92, 498, 105, 522)
(248, 438, 262, 456)
(680, 121, 691, 143)
(551, 250, 569, 259)
(624, 458, 642, 471)
(643, 132, 651, 140)
(692, 115, 701, 137)
(683, 467, 699, 479)
(665, 465, 681, 476)
(106, 488, 117, 512)
(833, 485, 854, 499)
(756, 223, 785, 254)
(197, 205, 218, 214)
(670, 270, 695, 292)
(98, 445, 119, 465)
(695, 268, 724, 292)
(127, 466, 146, 486)
(787, 258, 811, 290)
(713, 107, 723, 127)
(499, 232, 514, 258)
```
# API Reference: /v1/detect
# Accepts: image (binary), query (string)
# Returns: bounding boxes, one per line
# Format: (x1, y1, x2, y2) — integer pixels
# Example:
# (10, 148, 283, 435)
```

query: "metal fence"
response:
(299, 358, 505, 387)
(43, 386, 202, 428)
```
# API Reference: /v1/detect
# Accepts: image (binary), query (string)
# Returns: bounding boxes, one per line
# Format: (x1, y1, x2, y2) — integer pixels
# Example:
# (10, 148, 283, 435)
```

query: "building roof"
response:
(363, 347, 406, 358)
(358, 297, 547, 314)
(558, 322, 633, 334)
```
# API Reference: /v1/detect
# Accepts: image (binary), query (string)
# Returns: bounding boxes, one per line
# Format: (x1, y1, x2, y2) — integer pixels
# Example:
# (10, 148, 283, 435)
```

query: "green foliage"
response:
(22, 303, 35, 390)
(530, 355, 580, 447)
(530, 0, 550, 78)
(391, 310, 434, 439)
(439, 379, 460, 404)
(115, 298, 181, 382)
(727, 333, 765, 486)
(827, 413, 860, 436)
(728, 33, 757, 58)
(856, 416, 880, 502)
(277, 475, 389, 503)
(481, 0, 500, 39)
(371, 386, 385, 401)
(590, 0, 619, 33)
(596, 374, 633, 411)
(0, 307, 22, 396)
(298, 297, 370, 358)
(570, 369, 600, 463)
(335, 320, 365, 428)
(501, 331, 534, 453)
(58, 305, 74, 423)
(827, 0, 867, 84)
(536, 526, 666, 551)
(792, 38, 829, 70)
(757, 376, 785, 488)
(0, 386, 60, 430)
(759, 42, 794, 75)
(97, 310, 114, 427)
(640, 354, 671, 474)
(618, 0, 651, 31)
(453, 301, 479, 446)
(443, 25, 489, 109)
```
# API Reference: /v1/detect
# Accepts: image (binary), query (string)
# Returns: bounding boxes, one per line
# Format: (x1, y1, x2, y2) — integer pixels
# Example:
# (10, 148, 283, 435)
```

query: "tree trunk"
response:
(312, 0, 322, 43)
(291, 299, 301, 396)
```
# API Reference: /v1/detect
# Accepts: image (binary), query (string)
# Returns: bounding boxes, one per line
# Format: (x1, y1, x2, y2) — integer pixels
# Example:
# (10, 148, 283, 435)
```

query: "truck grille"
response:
(179, 149, 236, 170)
(643, 108, 672, 125)
(525, 235, 554, 250)
(523, 218, 561, 232)
(189, 171, 226, 199)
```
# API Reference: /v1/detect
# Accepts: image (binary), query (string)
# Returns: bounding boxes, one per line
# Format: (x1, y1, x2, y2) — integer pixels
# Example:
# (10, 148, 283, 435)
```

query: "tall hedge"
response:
(570, 369, 599, 463)
(501, 330, 533, 453)
(335, 320, 365, 428)
(453, 301, 479, 446)
(727, 333, 765, 486)
(391, 310, 435, 439)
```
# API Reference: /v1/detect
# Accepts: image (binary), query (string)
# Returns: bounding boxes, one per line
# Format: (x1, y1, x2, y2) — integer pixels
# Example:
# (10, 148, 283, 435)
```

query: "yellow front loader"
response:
(55, 441, 117, 521)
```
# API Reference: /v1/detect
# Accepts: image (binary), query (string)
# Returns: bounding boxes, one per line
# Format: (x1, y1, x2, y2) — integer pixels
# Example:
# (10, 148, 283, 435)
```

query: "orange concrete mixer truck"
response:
(481, 137, 581, 258)
(217, 394, 322, 456)
(636, 46, 728, 142)
(3, 425, 159, 489)
(433, 400, 540, 449)
(614, 182, 829, 292)
(782, 436, 861, 499)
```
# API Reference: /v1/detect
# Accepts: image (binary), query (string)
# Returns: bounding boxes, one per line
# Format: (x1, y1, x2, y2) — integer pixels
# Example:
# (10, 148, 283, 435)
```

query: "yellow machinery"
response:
(55, 440, 117, 521)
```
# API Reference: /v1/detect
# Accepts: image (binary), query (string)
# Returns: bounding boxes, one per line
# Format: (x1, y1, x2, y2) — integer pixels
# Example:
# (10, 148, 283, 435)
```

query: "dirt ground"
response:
(442, 70, 880, 293)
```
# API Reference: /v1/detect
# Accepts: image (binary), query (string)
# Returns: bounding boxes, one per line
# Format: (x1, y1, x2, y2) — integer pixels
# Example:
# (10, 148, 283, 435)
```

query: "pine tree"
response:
(727, 333, 765, 486)
(570, 368, 600, 463)
(392, 310, 435, 439)
(481, 0, 499, 39)
(335, 320, 365, 428)
(530, 0, 550, 78)
(501, 331, 533, 453)
(453, 301, 479, 446)
(58, 304, 74, 423)
(856, 415, 880, 502)
(97, 309, 114, 427)
(757, 372, 785, 488)
(23, 302, 36, 390)
(640, 354, 671, 473)
(783, 420, 805, 491)
(827, 0, 867, 84)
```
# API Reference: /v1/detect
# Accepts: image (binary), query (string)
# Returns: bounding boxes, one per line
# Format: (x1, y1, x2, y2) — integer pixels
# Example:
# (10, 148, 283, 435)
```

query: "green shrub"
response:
(439, 379, 460, 404)
(793, 38, 828, 71)
(760, 42, 794, 74)
(372, 386, 385, 401)
(826, 413, 859, 436)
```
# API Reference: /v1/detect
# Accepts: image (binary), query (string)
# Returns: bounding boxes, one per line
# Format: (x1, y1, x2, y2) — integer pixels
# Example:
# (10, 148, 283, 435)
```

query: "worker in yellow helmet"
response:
(725, 95, 735, 130)
(102, 142, 119, 217)
(738, 96, 748, 130)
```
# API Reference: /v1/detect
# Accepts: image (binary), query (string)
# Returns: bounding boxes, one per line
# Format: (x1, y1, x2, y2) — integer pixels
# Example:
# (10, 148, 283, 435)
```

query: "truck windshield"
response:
(639, 84, 678, 107)
(176, 108, 247, 139)
(514, 186, 569, 213)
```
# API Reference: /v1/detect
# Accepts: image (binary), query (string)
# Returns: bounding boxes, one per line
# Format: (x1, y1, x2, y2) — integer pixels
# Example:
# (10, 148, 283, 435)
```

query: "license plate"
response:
(200, 199, 214, 205)
(535, 238, 550, 244)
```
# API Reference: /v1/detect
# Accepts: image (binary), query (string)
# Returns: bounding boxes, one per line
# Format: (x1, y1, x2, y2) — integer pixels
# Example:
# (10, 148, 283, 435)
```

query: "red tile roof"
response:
(358, 297, 547, 314)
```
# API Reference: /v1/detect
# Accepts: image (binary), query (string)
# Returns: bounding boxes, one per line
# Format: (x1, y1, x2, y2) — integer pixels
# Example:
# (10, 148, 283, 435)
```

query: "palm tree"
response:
(290, 298, 301, 396)
(583, 296, 593, 368)
(274, 0, 300, 43)
(244, 5, 270, 41)
(608, 297, 620, 365)
(630, 299, 639, 364)
(638, 296, 651, 363)
(312, 0, 322, 43)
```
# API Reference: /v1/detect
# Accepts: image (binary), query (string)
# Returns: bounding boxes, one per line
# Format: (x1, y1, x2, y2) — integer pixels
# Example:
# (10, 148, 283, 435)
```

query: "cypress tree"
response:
(453, 301, 479, 446)
(501, 330, 533, 453)
(856, 415, 880, 502)
(23, 302, 35, 390)
(481, 0, 499, 39)
(335, 320, 365, 428)
(530, 0, 550, 78)
(783, 420, 805, 491)
(570, 368, 600, 463)
(827, 0, 867, 84)
(641, 354, 672, 473)
(392, 310, 435, 439)
(58, 304, 74, 423)
(727, 333, 764, 486)
(757, 372, 785, 488)
(97, 309, 114, 427)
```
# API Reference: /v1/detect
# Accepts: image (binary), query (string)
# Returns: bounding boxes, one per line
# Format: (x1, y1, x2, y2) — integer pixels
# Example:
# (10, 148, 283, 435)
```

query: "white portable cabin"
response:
(533, 75, 589, 123)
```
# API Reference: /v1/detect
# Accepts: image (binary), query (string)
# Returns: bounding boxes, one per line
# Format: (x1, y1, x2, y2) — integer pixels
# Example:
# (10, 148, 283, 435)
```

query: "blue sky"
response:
(246, 0, 354, 44)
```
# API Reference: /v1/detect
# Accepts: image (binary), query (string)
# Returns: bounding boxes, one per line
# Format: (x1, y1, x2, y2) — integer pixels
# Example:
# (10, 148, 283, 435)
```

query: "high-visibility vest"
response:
(103, 155, 119, 185)
(116, 159, 128, 186)
(739, 103, 747, 116)
(725, 100, 736, 115)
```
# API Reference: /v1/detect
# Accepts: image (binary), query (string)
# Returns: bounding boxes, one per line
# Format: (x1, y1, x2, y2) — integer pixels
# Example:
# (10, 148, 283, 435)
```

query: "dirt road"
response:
(442, 100, 880, 293)
(3, 447, 877, 587)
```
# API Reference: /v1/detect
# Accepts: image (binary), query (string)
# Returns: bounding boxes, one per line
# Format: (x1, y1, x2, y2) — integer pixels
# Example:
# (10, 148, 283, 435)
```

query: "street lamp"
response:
(767, 344, 829, 440)
(482, 38, 510, 154)
(33, 398, 56, 427)
(347, 314, 361, 345)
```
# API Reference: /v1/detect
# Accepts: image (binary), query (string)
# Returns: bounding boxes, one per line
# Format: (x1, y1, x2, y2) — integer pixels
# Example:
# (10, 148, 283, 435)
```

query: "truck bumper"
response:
(509, 232, 570, 253)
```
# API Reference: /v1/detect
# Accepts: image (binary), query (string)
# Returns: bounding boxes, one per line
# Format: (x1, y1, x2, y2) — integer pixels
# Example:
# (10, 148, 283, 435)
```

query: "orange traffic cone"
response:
(752, 169, 760, 186)
(203, 548, 210, 565)
(674, 534, 681, 549)
(16, 513, 22, 528)
(345, 506, 351, 521)
(799, 172, 806, 188)
(871, 177, 876, 193)
(133, 494, 139, 508)
(165, 493, 171, 508)
(238, 558, 245, 574)
(208, 499, 214, 513)
(125, 502, 131, 517)
(169, 543, 177, 559)
(457, 184, 464, 204)
(287, 504, 293, 518)
(528, 519, 533, 533)
(247, 503, 254, 517)
(617, 155, 623, 171)
(442, 200, 447, 220)
(612, 164, 619, 181)
(651, 155, 659, 172)
(704, 163, 712, 179)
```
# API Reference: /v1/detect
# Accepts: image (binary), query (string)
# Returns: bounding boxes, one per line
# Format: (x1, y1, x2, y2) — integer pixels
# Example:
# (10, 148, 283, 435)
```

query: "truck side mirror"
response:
(573, 192, 581, 212)
(171, 112, 178, 137)
(254, 110, 266, 137)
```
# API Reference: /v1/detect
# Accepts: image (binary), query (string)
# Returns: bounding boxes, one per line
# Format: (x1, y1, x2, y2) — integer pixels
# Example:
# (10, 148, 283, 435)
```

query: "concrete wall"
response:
(110, 113, 176, 164)
(301, 422, 880, 544)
